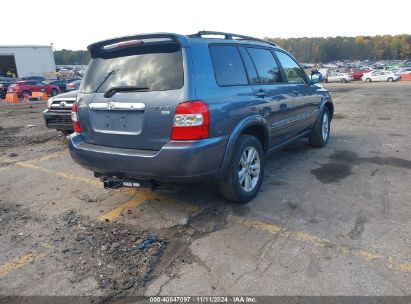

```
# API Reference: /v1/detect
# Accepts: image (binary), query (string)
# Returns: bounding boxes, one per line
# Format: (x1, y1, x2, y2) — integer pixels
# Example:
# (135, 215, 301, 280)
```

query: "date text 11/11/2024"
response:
(149, 296, 257, 303)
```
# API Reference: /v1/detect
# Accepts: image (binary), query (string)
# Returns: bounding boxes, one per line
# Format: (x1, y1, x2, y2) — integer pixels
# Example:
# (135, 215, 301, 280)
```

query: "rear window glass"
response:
(209, 45, 248, 86)
(81, 43, 184, 93)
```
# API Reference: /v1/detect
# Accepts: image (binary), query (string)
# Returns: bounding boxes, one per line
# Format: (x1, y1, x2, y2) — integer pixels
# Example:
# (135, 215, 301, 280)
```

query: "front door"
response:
(273, 50, 322, 136)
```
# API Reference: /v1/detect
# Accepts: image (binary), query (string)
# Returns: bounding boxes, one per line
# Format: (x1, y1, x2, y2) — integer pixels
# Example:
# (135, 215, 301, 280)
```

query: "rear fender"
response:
(220, 115, 270, 174)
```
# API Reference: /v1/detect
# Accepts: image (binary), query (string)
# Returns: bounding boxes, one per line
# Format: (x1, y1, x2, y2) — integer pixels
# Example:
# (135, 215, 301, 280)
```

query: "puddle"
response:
(311, 150, 411, 183)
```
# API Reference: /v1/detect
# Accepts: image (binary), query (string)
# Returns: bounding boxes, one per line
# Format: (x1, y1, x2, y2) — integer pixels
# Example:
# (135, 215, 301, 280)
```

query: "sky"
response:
(2, 0, 410, 50)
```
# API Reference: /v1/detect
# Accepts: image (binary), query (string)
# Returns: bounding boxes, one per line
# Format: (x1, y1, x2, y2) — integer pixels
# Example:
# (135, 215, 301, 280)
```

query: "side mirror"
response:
(310, 72, 322, 84)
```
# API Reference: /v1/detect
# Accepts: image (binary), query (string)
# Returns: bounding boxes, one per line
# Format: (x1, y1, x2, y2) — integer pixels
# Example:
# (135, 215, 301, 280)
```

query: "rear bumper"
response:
(43, 109, 73, 131)
(68, 133, 228, 182)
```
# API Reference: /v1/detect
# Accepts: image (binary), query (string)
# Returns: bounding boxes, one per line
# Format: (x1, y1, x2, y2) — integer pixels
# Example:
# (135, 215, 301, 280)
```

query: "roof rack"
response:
(188, 31, 277, 47)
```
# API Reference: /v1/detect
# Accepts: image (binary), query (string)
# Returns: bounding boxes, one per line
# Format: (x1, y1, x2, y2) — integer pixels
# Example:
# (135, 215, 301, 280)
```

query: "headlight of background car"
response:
(47, 97, 54, 109)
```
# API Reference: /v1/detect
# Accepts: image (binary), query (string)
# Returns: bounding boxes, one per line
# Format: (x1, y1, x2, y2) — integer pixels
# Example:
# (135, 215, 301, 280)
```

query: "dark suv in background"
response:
(69, 31, 333, 203)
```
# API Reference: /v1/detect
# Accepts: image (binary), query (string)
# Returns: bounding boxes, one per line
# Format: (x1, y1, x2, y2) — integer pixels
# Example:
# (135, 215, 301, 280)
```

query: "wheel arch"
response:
(220, 115, 270, 175)
(313, 96, 334, 131)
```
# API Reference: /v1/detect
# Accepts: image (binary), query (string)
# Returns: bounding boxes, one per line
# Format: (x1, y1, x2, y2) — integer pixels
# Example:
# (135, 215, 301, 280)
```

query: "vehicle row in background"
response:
(0, 77, 81, 98)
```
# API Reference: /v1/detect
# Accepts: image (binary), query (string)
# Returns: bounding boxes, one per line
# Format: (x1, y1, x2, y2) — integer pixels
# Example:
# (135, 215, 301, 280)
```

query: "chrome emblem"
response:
(59, 101, 67, 107)
(107, 101, 116, 109)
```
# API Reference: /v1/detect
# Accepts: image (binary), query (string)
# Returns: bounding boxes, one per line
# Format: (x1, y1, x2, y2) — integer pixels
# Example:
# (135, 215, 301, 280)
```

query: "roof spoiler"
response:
(87, 33, 190, 58)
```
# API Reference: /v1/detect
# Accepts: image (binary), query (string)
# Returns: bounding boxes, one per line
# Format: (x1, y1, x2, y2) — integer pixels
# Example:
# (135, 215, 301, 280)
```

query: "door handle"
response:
(256, 90, 266, 98)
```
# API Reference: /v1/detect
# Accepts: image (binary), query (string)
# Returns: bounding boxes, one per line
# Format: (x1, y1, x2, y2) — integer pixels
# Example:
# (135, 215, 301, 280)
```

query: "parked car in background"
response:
(69, 31, 334, 203)
(362, 70, 401, 82)
(65, 77, 81, 83)
(325, 72, 353, 83)
(23, 76, 46, 82)
(43, 90, 77, 135)
(7, 80, 60, 97)
(0, 78, 18, 98)
(43, 79, 67, 92)
(66, 80, 81, 91)
(350, 69, 370, 80)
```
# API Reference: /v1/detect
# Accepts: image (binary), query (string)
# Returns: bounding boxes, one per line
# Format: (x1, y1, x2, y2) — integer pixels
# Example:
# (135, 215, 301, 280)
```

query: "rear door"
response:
(240, 46, 298, 146)
(77, 40, 187, 151)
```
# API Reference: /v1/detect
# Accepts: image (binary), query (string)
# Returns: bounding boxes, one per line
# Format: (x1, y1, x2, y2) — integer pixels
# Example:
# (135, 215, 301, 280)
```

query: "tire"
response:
(217, 135, 264, 204)
(365, 78, 371, 82)
(342, 78, 347, 83)
(22, 90, 31, 97)
(309, 108, 330, 148)
(50, 89, 58, 96)
(387, 77, 393, 82)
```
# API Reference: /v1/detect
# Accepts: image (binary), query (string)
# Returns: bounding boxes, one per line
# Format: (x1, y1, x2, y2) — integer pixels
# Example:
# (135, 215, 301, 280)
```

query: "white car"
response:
(326, 72, 353, 83)
(362, 70, 401, 82)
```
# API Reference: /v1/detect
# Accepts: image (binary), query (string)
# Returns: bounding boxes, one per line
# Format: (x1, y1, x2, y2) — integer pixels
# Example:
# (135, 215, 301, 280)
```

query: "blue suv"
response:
(69, 31, 333, 203)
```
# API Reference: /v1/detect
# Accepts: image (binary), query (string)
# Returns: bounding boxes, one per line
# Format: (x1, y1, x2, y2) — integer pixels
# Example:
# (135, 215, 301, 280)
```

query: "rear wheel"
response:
(365, 78, 371, 82)
(387, 77, 393, 82)
(50, 89, 58, 96)
(217, 135, 264, 204)
(309, 108, 330, 148)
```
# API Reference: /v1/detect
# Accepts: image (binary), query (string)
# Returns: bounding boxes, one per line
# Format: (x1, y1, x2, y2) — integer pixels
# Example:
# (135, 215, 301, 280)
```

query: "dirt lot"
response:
(0, 82, 410, 297)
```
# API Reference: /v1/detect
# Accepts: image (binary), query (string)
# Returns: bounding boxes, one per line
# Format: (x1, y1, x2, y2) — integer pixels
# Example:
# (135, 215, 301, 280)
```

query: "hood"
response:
(47, 90, 78, 109)
(54, 90, 79, 99)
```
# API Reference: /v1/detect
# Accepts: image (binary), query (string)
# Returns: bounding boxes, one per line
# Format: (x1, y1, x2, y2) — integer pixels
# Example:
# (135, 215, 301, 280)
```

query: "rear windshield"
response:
(81, 43, 184, 93)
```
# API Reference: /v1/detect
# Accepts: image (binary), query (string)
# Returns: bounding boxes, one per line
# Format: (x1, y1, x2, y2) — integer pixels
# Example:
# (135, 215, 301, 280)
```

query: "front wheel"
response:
(365, 78, 371, 82)
(50, 89, 59, 96)
(387, 77, 393, 82)
(309, 108, 330, 148)
(342, 78, 347, 83)
(217, 135, 264, 204)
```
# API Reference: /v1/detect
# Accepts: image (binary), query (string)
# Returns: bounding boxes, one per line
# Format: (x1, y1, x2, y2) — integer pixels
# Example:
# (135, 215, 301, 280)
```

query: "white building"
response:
(0, 45, 56, 78)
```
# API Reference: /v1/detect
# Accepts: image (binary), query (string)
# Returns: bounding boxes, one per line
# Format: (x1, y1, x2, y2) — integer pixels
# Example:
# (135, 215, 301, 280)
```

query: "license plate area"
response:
(122, 181, 140, 188)
(90, 111, 143, 134)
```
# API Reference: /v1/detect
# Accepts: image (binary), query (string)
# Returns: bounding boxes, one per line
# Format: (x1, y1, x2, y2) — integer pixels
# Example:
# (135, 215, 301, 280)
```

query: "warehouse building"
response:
(0, 45, 56, 78)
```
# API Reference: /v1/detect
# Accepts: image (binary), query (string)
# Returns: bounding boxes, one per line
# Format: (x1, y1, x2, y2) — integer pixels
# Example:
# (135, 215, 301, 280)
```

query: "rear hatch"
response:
(78, 37, 187, 151)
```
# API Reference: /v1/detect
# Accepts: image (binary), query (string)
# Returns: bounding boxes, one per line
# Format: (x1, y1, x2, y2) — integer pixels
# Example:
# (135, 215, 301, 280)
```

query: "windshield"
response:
(80, 43, 184, 93)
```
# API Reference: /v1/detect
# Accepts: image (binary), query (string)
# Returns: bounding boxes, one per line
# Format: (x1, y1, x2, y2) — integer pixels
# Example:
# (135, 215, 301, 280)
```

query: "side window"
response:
(209, 45, 248, 86)
(274, 51, 306, 84)
(247, 48, 283, 84)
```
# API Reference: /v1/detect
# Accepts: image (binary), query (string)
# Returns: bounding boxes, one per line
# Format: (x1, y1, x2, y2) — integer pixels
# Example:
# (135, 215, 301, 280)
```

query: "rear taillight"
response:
(171, 100, 209, 140)
(71, 102, 81, 133)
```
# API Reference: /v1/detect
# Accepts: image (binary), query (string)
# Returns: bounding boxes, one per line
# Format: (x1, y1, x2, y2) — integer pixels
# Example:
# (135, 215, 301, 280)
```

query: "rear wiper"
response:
(103, 86, 150, 98)
(94, 68, 119, 94)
